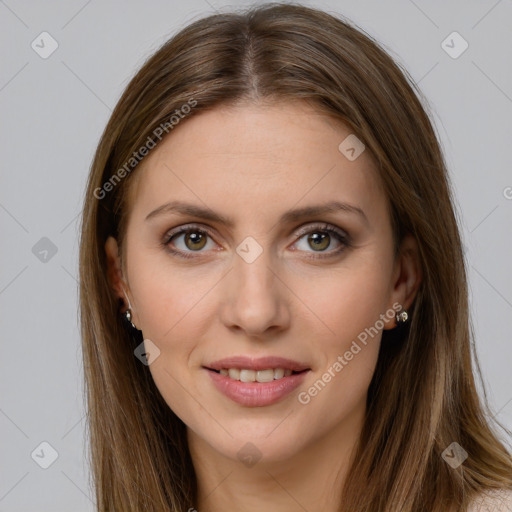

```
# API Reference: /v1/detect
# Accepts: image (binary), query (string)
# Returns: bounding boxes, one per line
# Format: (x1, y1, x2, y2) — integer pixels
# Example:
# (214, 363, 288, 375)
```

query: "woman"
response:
(79, 3, 512, 511)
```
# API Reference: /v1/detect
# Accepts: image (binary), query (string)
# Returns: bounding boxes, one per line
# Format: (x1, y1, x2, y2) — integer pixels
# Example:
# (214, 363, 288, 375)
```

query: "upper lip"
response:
(205, 356, 311, 372)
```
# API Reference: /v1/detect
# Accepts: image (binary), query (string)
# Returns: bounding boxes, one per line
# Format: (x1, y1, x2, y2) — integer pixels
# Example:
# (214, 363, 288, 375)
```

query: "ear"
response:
(384, 233, 423, 329)
(105, 236, 128, 311)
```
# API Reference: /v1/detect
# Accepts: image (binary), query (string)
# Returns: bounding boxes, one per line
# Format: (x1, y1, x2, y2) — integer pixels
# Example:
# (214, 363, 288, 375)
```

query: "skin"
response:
(105, 100, 422, 512)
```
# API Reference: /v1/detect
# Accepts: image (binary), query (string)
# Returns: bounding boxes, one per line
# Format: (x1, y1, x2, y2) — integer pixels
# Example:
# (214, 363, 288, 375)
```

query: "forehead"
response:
(124, 100, 386, 225)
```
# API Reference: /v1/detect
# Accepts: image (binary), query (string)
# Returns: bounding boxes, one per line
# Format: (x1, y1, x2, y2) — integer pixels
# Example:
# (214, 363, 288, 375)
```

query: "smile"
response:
(215, 368, 298, 382)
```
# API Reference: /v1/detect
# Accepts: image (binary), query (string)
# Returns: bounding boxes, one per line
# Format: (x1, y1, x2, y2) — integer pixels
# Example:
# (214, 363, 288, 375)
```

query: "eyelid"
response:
(163, 221, 350, 257)
(163, 223, 216, 243)
(292, 222, 348, 239)
(164, 222, 348, 241)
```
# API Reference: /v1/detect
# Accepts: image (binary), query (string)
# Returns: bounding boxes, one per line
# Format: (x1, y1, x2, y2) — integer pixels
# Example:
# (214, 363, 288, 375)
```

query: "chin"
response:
(201, 423, 307, 465)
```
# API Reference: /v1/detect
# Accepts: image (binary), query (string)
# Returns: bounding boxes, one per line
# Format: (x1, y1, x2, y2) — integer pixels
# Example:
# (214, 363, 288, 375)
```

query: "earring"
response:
(122, 308, 144, 344)
(395, 309, 409, 326)
(124, 308, 137, 330)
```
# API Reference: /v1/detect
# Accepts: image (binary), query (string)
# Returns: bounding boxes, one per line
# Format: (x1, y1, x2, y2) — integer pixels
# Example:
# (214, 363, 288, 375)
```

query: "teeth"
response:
(228, 368, 240, 380)
(256, 369, 274, 382)
(240, 369, 256, 382)
(217, 367, 298, 382)
(274, 368, 285, 379)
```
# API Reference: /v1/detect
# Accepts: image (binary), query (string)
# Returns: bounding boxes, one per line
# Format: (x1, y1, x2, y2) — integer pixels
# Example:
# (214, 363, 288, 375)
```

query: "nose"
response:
(219, 244, 291, 338)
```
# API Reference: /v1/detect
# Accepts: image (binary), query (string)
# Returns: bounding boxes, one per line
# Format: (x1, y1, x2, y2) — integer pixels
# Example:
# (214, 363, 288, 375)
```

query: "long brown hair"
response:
(79, 2, 512, 510)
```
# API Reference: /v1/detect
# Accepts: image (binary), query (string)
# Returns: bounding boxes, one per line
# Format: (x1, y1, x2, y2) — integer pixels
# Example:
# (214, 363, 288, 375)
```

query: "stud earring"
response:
(121, 285, 138, 330)
(122, 308, 144, 344)
(124, 308, 137, 330)
(395, 309, 409, 326)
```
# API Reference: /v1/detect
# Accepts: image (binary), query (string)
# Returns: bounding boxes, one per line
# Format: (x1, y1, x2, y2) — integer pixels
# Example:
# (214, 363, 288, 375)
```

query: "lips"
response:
(204, 356, 311, 407)
(205, 356, 310, 372)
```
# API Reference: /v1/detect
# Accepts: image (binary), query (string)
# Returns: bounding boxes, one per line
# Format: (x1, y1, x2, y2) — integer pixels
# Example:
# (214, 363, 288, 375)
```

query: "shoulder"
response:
(468, 488, 512, 512)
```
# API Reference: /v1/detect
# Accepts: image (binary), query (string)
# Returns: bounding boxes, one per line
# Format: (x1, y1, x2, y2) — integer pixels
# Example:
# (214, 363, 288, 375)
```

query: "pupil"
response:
(309, 232, 329, 251)
(186, 232, 206, 250)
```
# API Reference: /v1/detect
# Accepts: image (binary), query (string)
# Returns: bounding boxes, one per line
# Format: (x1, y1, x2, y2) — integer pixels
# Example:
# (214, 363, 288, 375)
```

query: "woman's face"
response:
(106, 100, 419, 465)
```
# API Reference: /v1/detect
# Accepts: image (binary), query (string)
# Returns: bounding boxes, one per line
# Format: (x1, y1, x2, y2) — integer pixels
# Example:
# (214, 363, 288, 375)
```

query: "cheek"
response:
(127, 246, 222, 342)
(126, 253, 220, 425)
(292, 270, 387, 427)
(294, 262, 391, 348)
(130, 265, 211, 427)
(289, 261, 391, 412)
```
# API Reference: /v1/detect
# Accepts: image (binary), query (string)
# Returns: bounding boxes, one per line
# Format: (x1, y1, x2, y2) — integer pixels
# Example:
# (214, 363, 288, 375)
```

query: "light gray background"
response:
(1, 0, 511, 510)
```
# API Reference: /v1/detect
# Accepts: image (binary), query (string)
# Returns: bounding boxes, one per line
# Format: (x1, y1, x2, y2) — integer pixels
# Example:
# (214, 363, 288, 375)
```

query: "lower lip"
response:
(206, 369, 309, 407)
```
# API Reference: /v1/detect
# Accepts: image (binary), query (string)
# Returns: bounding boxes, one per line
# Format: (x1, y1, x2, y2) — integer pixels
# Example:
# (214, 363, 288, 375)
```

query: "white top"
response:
(468, 488, 512, 511)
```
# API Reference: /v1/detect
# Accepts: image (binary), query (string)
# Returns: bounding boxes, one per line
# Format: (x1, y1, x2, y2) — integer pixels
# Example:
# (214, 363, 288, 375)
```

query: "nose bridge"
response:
(221, 235, 288, 334)
(234, 236, 278, 303)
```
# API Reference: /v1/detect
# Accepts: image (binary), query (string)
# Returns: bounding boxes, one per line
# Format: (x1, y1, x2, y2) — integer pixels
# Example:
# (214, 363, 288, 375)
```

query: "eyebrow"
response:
(145, 199, 369, 227)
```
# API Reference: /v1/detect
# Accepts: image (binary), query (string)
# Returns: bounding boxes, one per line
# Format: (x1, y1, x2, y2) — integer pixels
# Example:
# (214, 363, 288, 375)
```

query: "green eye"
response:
(306, 232, 331, 251)
(292, 224, 349, 257)
(163, 223, 350, 260)
(182, 231, 208, 251)
(163, 226, 214, 259)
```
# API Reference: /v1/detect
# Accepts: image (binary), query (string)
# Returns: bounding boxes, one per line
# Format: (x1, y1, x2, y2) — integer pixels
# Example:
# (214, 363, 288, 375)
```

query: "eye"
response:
(163, 225, 217, 259)
(162, 222, 350, 260)
(292, 223, 349, 258)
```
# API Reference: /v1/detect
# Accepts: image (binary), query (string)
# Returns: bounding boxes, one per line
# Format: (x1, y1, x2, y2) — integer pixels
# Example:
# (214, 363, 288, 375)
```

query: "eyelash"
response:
(162, 223, 351, 260)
